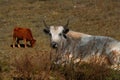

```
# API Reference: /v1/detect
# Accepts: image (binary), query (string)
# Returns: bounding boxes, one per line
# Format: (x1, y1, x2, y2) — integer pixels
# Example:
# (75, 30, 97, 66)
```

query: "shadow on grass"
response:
(10, 44, 31, 48)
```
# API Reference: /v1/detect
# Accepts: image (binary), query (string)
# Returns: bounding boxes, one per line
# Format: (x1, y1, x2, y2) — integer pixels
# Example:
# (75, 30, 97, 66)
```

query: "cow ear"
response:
(63, 28, 69, 34)
(43, 29, 49, 34)
(63, 34, 67, 39)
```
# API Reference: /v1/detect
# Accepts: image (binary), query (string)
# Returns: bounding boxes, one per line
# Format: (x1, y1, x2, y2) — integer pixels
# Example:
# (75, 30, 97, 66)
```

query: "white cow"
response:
(43, 20, 120, 69)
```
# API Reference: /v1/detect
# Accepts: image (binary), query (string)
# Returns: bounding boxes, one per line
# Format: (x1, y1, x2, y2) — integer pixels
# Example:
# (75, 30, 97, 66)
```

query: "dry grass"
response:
(0, 0, 120, 80)
(9, 50, 120, 80)
(10, 50, 65, 80)
(11, 51, 49, 79)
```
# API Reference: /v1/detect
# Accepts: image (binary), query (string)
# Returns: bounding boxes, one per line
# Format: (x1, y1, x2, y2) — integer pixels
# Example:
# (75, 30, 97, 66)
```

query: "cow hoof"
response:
(24, 46, 27, 48)
(12, 45, 15, 48)
(18, 45, 21, 48)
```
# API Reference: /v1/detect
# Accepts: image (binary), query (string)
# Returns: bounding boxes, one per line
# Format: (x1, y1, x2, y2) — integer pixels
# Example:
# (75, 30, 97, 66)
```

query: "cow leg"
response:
(13, 37, 16, 48)
(109, 50, 120, 70)
(17, 39, 20, 48)
(24, 38, 27, 48)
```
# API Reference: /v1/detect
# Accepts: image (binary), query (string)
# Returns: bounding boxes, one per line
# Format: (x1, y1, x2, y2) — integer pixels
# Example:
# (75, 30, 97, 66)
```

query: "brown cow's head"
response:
(30, 39, 36, 47)
(43, 20, 69, 49)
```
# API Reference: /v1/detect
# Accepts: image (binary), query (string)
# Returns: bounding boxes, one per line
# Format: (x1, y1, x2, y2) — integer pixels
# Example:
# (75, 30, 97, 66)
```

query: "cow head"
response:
(30, 39, 36, 47)
(43, 20, 69, 49)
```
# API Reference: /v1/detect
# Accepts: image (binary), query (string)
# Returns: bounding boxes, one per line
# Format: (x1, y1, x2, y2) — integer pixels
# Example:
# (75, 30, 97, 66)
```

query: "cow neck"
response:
(57, 36, 71, 54)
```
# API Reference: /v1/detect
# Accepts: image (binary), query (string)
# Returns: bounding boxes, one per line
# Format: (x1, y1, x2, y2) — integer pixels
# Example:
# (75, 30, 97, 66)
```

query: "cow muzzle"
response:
(51, 42, 58, 48)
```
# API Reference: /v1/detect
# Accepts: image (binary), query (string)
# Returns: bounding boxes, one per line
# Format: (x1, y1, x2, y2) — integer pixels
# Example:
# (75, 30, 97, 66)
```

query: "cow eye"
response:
(59, 33, 62, 36)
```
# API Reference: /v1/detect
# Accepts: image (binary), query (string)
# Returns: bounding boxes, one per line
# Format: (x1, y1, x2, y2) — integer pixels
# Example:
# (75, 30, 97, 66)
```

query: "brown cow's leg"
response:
(13, 37, 16, 48)
(17, 39, 20, 48)
(24, 39, 27, 48)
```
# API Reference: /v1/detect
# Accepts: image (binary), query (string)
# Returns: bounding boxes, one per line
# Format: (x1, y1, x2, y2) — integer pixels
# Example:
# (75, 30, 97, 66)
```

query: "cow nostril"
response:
(51, 42, 58, 48)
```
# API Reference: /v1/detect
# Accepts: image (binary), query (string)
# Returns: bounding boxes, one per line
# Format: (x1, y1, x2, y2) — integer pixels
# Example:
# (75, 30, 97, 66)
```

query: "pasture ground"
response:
(0, 0, 120, 80)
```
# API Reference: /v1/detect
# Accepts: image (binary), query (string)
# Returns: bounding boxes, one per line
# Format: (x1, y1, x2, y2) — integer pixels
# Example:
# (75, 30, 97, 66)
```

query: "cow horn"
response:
(64, 20, 69, 28)
(43, 20, 49, 29)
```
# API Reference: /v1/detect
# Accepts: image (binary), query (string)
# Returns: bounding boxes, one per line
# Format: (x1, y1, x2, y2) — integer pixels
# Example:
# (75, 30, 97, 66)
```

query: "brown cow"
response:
(12, 27, 36, 48)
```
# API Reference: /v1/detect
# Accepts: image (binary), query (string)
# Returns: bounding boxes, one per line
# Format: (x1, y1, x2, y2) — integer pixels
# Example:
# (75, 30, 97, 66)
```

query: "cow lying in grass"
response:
(13, 27, 36, 48)
(43, 20, 120, 70)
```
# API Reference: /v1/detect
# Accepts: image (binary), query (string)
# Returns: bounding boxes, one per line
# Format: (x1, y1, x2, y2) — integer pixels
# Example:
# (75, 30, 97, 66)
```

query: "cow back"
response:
(13, 27, 33, 40)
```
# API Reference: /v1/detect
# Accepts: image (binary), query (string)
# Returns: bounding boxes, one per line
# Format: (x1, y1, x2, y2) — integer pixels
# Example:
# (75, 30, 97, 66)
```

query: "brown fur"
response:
(67, 31, 91, 39)
(13, 27, 36, 48)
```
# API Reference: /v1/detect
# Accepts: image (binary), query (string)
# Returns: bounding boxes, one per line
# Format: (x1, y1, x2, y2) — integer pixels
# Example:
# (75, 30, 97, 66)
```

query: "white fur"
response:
(50, 26, 64, 43)
(46, 26, 120, 70)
